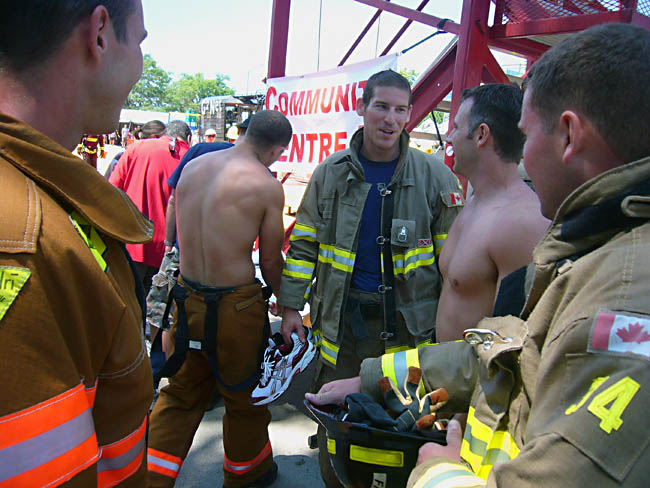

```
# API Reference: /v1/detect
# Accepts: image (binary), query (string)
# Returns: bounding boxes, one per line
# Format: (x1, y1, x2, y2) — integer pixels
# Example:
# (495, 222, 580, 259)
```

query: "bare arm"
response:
(258, 180, 285, 296)
(164, 189, 176, 251)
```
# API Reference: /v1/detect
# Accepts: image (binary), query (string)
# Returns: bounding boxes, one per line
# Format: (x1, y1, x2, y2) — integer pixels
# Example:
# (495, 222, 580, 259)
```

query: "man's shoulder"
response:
(0, 161, 40, 254)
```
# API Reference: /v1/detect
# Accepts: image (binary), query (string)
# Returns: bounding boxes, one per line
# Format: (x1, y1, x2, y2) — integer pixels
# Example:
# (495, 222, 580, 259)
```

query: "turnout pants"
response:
(313, 288, 391, 488)
(147, 278, 273, 488)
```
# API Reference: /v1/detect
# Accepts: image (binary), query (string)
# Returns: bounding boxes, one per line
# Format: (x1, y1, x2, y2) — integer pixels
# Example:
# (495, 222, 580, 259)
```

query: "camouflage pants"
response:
(146, 247, 180, 331)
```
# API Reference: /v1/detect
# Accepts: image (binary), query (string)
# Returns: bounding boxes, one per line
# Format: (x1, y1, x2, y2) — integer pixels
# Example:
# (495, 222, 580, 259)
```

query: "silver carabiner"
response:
(463, 328, 513, 351)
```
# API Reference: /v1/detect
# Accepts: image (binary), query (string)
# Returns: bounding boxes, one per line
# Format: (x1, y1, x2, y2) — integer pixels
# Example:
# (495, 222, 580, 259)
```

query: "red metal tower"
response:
(267, 0, 649, 181)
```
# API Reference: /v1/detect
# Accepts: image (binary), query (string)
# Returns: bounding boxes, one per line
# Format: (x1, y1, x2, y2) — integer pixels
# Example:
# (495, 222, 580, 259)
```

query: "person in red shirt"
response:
(110, 120, 191, 291)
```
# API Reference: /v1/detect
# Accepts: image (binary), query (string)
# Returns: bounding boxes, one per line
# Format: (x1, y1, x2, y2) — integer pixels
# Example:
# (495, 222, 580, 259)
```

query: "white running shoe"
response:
(250, 328, 316, 406)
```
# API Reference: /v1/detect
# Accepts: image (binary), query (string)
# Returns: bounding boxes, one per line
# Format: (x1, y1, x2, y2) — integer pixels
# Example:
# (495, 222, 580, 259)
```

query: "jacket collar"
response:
(342, 127, 411, 183)
(0, 113, 153, 244)
(534, 156, 650, 267)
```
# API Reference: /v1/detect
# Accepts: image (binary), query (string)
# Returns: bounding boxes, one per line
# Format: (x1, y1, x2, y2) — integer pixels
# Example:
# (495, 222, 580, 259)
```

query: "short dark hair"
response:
(166, 120, 191, 141)
(141, 120, 166, 138)
(246, 110, 293, 148)
(526, 23, 650, 164)
(0, 1, 136, 73)
(461, 84, 525, 163)
(362, 70, 412, 106)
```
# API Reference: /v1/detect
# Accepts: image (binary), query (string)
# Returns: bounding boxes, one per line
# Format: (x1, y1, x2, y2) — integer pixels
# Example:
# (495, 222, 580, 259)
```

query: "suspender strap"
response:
(203, 291, 270, 392)
(378, 183, 397, 341)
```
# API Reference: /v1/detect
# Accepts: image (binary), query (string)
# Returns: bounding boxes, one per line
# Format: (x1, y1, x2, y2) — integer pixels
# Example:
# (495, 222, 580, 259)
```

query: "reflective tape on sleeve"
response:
(319, 335, 340, 366)
(392, 246, 435, 275)
(381, 348, 424, 397)
(283, 258, 315, 280)
(411, 462, 484, 488)
(290, 223, 317, 242)
(318, 244, 356, 273)
(460, 406, 520, 480)
(0, 383, 98, 487)
(433, 234, 447, 257)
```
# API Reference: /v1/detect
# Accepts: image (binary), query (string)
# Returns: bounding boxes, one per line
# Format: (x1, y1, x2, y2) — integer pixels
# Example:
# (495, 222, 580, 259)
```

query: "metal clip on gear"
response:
(463, 328, 513, 351)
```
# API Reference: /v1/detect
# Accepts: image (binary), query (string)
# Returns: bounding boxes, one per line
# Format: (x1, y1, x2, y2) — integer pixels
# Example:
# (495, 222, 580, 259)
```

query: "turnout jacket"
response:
(278, 128, 462, 366)
(361, 156, 650, 487)
(0, 114, 154, 486)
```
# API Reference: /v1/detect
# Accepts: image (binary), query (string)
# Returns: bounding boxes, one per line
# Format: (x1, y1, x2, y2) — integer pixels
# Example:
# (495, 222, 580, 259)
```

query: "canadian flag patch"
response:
(589, 310, 650, 360)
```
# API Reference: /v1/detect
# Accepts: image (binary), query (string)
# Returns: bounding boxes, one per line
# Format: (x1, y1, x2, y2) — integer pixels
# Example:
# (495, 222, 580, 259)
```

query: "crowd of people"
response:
(0, 1, 649, 488)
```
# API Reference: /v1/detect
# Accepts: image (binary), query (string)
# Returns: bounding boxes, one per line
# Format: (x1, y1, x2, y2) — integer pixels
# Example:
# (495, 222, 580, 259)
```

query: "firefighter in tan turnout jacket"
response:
(310, 23, 650, 487)
(279, 70, 462, 486)
(0, 1, 152, 485)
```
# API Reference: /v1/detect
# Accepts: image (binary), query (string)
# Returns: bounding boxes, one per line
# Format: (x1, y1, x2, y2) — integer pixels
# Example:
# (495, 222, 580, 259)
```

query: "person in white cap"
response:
(204, 127, 217, 142)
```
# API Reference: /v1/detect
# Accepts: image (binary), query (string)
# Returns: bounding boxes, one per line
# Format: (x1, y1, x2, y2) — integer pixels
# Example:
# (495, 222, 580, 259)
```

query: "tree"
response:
(125, 54, 172, 110)
(167, 73, 235, 113)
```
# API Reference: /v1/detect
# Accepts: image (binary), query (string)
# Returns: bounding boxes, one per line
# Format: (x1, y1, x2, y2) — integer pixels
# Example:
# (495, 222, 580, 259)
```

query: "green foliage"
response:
(168, 73, 235, 113)
(125, 54, 171, 110)
(124, 55, 235, 112)
(398, 68, 418, 86)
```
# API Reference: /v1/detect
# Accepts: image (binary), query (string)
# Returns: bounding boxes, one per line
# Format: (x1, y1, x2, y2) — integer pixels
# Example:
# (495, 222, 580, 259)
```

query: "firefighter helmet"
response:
(305, 399, 446, 488)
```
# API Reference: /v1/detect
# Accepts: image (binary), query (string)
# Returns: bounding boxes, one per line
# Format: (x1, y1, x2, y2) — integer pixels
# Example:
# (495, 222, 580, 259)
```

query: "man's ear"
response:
(355, 98, 365, 116)
(559, 110, 583, 165)
(87, 5, 111, 63)
(475, 123, 490, 149)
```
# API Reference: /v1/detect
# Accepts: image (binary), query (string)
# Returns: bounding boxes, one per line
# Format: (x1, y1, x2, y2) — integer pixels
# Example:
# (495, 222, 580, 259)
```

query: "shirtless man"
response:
(147, 110, 291, 488)
(436, 84, 549, 342)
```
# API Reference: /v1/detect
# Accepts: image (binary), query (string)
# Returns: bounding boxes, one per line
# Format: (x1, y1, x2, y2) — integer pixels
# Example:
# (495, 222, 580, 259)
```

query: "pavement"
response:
(95, 145, 326, 487)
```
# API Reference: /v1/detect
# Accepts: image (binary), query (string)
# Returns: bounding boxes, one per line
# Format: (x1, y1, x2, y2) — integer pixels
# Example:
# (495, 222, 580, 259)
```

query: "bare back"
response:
(436, 178, 549, 342)
(175, 147, 285, 287)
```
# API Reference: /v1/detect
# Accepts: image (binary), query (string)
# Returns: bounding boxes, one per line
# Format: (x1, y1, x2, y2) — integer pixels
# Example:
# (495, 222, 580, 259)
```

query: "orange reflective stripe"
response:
(84, 380, 97, 408)
(0, 383, 98, 487)
(148, 448, 182, 479)
(0, 383, 89, 450)
(97, 417, 147, 488)
(223, 440, 272, 475)
(0, 435, 97, 488)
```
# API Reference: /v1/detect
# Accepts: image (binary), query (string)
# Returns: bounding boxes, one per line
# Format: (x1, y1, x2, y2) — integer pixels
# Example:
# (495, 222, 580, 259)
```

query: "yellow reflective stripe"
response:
(411, 462, 484, 488)
(318, 244, 355, 273)
(290, 223, 317, 242)
(283, 259, 315, 280)
(381, 349, 424, 397)
(392, 246, 435, 275)
(69, 212, 107, 272)
(349, 444, 403, 468)
(327, 438, 336, 455)
(434, 234, 447, 257)
(320, 336, 340, 365)
(461, 406, 520, 480)
(304, 284, 311, 301)
(385, 345, 410, 354)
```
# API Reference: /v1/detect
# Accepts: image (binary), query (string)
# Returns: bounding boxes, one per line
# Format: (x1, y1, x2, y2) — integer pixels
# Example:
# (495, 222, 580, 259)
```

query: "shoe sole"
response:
(250, 342, 317, 406)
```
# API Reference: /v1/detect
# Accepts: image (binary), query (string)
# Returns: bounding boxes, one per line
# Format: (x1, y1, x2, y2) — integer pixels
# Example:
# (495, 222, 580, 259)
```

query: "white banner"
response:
(265, 54, 398, 174)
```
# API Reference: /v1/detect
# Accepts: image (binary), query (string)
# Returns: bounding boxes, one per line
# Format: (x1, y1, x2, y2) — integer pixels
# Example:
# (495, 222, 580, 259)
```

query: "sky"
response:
(140, 0, 524, 95)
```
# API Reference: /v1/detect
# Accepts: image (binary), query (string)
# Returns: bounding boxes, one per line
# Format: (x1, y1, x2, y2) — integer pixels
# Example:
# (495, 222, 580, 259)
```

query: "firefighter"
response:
(76, 133, 106, 169)
(308, 23, 650, 488)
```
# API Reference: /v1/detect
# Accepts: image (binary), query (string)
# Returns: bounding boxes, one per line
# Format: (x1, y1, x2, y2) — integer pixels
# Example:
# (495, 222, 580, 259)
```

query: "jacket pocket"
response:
(397, 298, 437, 340)
(391, 219, 416, 248)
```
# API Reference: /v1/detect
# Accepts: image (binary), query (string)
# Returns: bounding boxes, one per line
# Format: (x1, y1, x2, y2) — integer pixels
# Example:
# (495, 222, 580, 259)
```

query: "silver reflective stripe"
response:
(0, 407, 96, 482)
(318, 247, 355, 270)
(320, 342, 338, 362)
(392, 351, 408, 391)
(98, 435, 145, 472)
(148, 454, 180, 473)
